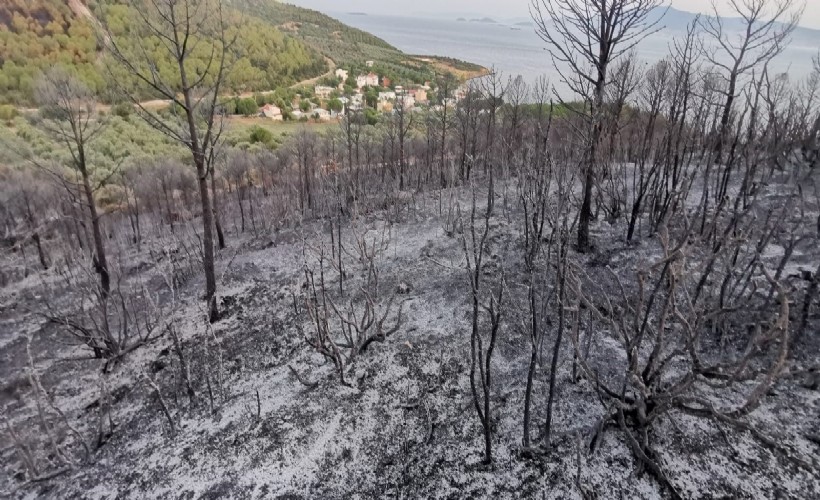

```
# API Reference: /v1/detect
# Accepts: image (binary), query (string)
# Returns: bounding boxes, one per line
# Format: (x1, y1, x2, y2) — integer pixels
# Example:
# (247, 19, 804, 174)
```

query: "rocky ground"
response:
(1, 178, 819, 499)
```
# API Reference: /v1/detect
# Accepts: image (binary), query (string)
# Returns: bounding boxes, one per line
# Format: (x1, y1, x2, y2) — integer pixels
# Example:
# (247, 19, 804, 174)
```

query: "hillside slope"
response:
(0, 0, 328, 105)
(237, 1, 482, 88)
(0, 0, 100, 104)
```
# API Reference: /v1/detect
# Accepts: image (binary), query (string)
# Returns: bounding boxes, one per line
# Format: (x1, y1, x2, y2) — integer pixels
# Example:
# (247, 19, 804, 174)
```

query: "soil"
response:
(1, 176, 818, 499)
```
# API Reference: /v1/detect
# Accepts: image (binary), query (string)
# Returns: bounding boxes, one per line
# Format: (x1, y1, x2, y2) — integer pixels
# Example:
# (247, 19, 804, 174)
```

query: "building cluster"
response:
(255, 61, 466, 122)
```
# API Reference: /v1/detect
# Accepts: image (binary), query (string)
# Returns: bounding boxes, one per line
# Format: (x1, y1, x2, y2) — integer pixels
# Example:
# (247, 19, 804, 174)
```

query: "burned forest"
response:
(1, 0, 819, 498)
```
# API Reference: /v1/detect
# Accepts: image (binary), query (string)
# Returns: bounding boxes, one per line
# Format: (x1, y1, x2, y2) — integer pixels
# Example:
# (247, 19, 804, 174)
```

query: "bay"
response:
(331, 11, 820, 98)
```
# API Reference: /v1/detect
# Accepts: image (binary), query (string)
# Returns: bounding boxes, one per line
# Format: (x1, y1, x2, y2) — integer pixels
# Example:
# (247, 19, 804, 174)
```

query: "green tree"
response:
(236, 97, 259, 116)
(328, 98, 343, 113)
(249, 125, 273, 146)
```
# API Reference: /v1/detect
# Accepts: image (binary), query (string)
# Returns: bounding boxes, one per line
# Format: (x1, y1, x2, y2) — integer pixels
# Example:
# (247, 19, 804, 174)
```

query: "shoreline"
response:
(410, 55, 490, 82)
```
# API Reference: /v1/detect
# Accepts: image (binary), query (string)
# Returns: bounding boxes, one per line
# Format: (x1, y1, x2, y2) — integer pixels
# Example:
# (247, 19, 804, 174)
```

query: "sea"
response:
(332, 12, 820, 98)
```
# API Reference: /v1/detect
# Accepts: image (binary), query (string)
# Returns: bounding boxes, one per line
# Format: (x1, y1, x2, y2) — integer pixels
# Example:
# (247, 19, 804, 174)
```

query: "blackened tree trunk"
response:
(34, 68, 109, 296)
(105, 0, 233, 323)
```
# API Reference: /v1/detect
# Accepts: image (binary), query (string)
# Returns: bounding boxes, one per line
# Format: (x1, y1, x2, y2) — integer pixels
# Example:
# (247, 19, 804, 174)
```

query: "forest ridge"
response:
(0, 0, 417, 105)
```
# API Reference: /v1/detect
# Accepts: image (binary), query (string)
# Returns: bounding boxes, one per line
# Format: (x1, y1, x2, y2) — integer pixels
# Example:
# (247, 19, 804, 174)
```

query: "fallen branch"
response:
(288, 365, 319, 389)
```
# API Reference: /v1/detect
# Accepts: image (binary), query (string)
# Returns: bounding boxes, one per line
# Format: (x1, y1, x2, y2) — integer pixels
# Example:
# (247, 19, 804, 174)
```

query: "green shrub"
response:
(111, 103, 133, 118)
(236, 98, 259, 116)
(0, 105, 18, 121)
(249, 126, 273, 146)
(328, 98, 343, 113)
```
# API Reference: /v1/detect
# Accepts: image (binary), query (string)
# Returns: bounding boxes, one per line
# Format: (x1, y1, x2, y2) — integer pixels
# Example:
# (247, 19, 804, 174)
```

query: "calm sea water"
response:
(333, 12, 820, 98)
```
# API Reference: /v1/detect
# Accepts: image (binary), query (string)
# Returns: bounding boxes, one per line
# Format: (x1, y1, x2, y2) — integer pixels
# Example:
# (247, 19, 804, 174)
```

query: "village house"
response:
(378, 91, 396, 102)
(259, 104, 283, 121)
(365, 60, 374, 68)
(377, 100, 393, 113)
(314, 85, 334, 99)
(356, 72, 379, 89)
(349, 94, 364, 110)
(398, 94, 415, 108)
(335, 68, 349, 81)
(409, 88, 428, 104)
(382, 76, 392, 88)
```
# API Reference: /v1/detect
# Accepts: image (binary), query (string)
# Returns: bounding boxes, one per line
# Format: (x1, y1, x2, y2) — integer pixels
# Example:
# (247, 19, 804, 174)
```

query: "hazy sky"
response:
(287, 0, 820, 29)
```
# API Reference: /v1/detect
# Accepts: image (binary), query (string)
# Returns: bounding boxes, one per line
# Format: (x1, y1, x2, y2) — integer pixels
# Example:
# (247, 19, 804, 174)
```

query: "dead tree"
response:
(292, 128, 317, 213)
(517, 89, 558, 450)
(626, 58, 671, 240)
(34, 68, 110, 296)
(4, 335, 91, 481)
(103, 0, 234, 322)
(32, 258, 168, 363)
(436, 73, 457, 188)
(480, 68, 507, 217)
(461, 189, 505, 464)
(531, 0, 665, 251)
(302, 225, 405, 385)
(647, 17, 702, 232)
(702, 0, 802, 162)
(393, 94, 415, 191)
(570, 216, 814, 496)
(454, 85, 482, 182)
(5, 169, 54, 272)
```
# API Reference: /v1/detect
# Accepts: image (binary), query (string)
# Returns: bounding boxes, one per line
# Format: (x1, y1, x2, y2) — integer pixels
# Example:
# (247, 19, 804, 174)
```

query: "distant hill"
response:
(237, 1, 457, 88)
(0, 0, 330, 105)
(648, 5, 820, 37)
(237, 1, 402, 65)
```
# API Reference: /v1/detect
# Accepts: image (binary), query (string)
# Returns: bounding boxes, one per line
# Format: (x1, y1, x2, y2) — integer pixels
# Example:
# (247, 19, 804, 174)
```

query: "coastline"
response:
(410, 55, 490, 82)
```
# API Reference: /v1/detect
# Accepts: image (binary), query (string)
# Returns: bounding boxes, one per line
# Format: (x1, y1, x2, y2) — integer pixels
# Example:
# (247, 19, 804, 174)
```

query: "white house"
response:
(357, 72, 379, 89)
(378, 91, 396, 101)
(349, 94, 364, 110)
(313, 108, 331, 121)
(335, 68, 349, 81)
(365, 60, 375, 68)
(397, 94, 415, 108)
(314, 85, 334, 99)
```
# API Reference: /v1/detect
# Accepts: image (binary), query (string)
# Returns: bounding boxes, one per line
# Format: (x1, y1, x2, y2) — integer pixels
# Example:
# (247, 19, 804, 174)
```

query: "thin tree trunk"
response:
(210, 166, 226, 250)
(81, 165, 110, 298)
